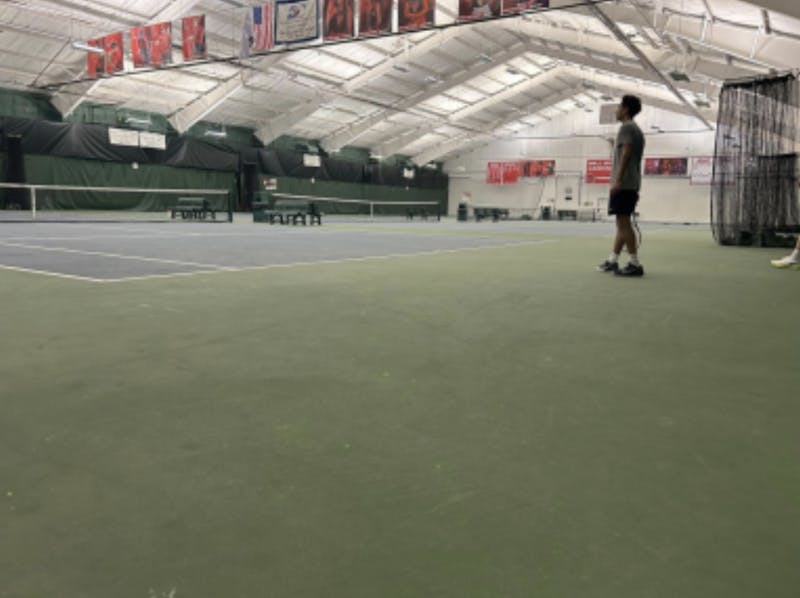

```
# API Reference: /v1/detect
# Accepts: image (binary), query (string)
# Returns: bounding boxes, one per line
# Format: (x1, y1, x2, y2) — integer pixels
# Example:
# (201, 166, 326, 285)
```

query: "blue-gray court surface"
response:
(1, 216, 799, 598)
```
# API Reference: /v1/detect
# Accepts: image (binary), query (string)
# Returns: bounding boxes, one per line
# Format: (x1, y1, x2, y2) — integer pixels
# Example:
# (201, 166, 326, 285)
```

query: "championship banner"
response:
(398, 0, 434, 32)
(324, 0, 354, 40)
(130, 22, 173, 67)
(585, 159, 613, 184)
(86, 37, 105, 78)
(502, 0, 548, 15)
(275, 0, 319, 45)
(645, 157, 688, 176)
(182, 15, 207, 61)
(690, 156, 713, 185)
(458, 0, 500, 21)
(521, 160, 555, 177)
(358, 0, 392, 36)
(486, 162, 503, 185)
(103, 33, 124, 74)
(503, 162, 520, 184)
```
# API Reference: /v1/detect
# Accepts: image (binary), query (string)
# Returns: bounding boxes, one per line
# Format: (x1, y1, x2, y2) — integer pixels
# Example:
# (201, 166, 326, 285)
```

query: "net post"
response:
(370, 202, 374, 219)
(31, 187, 36, 220)
(227, 189, 233, 223)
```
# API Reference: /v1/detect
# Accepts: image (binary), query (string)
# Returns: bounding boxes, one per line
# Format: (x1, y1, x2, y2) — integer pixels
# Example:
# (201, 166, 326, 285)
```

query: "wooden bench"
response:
(474, 207, 509, 222)
(170, 197, 216, 220)
(255, 199, 322, 225)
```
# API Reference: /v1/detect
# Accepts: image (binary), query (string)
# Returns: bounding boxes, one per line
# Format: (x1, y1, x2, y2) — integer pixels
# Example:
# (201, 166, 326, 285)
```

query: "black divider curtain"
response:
(711, 74, 799, 245)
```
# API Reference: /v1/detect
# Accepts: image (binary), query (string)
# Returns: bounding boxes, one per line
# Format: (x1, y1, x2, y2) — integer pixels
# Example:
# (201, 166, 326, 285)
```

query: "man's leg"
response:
(770, 235, 800, 269)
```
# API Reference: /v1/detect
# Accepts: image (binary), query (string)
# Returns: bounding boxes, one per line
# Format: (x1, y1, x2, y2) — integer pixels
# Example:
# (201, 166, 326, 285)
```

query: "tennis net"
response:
(0, 183, 233, 222)
(266, 192, 442, 221)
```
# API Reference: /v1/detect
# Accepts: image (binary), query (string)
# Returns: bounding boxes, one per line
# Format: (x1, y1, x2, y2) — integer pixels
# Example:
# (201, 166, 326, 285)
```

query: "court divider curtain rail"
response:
(711, 74, 799, 246)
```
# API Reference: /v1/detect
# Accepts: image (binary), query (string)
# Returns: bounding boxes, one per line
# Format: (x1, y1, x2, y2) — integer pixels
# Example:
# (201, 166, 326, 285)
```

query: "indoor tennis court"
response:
(2, 0, 800, 597)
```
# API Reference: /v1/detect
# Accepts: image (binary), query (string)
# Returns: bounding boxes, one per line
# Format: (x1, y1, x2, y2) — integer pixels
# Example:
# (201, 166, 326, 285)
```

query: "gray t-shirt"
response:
(612, 121, 645, 191)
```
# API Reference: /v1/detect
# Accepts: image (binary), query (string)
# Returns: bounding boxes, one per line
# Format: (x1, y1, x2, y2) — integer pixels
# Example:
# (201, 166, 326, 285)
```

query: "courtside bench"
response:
(170, 197, 216, 220)
(474, 207, 510, 221)
(253, 199, 322, 225)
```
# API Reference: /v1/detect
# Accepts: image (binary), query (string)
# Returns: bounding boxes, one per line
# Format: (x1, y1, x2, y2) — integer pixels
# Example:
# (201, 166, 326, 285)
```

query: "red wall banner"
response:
(87, 33, 124, 77)
(458, 0, 500, 20)
(487, 162, 503, 184)
(359, 0, 392, 35)
(585, 159, 613, 184)
(502, 0, 548, 15)
(521, 160, 555, 177)
(645, 157, 688, 176)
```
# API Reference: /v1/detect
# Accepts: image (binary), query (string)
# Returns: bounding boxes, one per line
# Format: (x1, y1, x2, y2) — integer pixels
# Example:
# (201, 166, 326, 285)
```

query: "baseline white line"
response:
(0, 241, 230, 269)
(97, 239, 558, 283)
(0, 263, 104, 283)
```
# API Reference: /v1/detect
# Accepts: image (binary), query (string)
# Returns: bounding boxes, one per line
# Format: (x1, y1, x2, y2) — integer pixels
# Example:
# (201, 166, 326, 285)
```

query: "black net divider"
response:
(711, 73, 800, 246)
(0, 182, 233, 222)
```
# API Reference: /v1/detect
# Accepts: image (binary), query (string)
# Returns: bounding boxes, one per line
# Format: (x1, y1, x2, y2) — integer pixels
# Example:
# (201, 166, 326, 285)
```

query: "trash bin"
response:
(541, 206, 551, 221)
(457, 202, 468, 222)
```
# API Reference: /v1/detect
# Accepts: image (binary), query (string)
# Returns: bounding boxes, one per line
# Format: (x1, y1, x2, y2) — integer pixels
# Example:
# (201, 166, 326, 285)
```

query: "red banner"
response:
(359, 0, 392, 36)
(502, 0, 548, 15)
(324, 0, 355, 39)
(398, 0, 434, 31)
(182, 15, 207, 61)
(87, 37, 105, 78)
(521, 160, 555, 177)
(487, 162, 503, 185)
(131, 22, 173, 68)
(458, 0, 500, 20)
(87, 33, 123, 77)
(645, 157, 688, 176)
(585, 159, 613, 184)
(503, 162, 520, 184)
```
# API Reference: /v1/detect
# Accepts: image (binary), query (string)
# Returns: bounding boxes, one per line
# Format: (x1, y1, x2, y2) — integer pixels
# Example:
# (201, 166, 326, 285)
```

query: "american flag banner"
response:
(241, 3, 274, 57)
(275, 0, 319, 45)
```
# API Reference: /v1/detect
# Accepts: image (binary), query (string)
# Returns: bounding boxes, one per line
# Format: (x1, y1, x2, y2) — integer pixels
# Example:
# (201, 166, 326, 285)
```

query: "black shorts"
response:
(608, 190, 639, 216)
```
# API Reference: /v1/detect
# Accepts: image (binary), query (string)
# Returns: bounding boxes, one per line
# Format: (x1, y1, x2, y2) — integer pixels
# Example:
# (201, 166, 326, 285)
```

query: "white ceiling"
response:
(0, 0, 798, 164)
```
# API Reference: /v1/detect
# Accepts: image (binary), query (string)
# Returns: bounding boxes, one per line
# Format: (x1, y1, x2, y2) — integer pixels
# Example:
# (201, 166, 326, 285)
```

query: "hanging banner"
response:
(458, 0, 500, 20)
(690, 156, 713, 185)
(503, 162, 520, 184)
(645, 157, 688, 176)
(130, 22, 173, 67)
(275, 0, 319, 44)
(103, 33, 124, 74)
(585, 159, 613, 184)
(502, 0, 548, 15)
(398, 0, 434, 31)
(324, 0, 355, 40)
(182, 15, 207, 61)
(487, 162, 503, 185)
(521, 160, 555, 177)
(358, 0, 392, 36)
(86, 38, 105, 78)
(241, 4, 274, 58)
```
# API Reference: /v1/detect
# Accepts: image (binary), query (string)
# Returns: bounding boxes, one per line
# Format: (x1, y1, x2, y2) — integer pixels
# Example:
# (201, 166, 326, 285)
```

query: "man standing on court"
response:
(597, 95, 646, 277)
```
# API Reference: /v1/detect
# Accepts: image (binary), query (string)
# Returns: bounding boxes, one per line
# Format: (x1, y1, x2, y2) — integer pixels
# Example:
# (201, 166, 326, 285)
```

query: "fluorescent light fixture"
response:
(72, 41, 104, 55)
(124, 116, 152, 126)
(668, 70, 691, 82)
(393, 65, 410, 73)
(303, 153, 321, 167)
(204, 129, 227, 138)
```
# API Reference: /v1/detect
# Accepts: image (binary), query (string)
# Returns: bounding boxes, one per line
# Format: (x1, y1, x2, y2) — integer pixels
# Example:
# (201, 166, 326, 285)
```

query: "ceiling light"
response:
(393, 65, 410, 73)
(72, 41, 105, 55)
(668, 70, 691, 82)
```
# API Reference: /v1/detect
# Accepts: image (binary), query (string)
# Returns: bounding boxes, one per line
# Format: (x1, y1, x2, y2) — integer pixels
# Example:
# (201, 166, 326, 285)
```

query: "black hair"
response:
(621, 95, 642, 118)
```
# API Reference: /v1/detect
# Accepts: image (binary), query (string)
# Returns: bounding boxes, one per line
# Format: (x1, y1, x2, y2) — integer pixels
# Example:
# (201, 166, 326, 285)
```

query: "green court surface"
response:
(1, 226, 799, 598)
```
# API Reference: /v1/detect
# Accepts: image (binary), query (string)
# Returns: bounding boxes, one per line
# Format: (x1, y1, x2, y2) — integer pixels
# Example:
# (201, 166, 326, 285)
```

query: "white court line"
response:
(97, 239, 558, 283)
(0, 241, 230, 269)
(0, 263, 104, 283)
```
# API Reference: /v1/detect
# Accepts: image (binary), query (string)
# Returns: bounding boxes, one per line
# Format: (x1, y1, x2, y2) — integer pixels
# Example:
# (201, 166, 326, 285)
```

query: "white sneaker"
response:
(770, 255, 800, 269)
